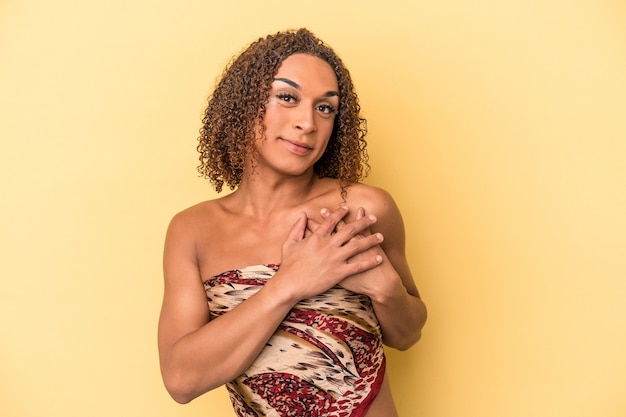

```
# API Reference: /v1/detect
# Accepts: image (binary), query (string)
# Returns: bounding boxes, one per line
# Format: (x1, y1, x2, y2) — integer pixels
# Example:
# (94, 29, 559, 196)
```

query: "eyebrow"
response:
(274, 77, 339, 98)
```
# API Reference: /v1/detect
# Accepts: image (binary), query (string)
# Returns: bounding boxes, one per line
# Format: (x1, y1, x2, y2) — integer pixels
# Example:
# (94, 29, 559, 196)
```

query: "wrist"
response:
(369, 270, 406, 305)
(261, 271, 302, 308)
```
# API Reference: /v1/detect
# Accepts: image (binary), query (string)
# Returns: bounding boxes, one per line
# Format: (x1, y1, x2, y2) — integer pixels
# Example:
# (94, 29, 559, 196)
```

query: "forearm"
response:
(160, 278, 296, 403)
(370, 268, 427, 351)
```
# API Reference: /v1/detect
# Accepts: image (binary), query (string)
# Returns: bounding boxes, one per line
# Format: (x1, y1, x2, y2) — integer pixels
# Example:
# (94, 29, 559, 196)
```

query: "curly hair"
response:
(197, 28, 369, 193)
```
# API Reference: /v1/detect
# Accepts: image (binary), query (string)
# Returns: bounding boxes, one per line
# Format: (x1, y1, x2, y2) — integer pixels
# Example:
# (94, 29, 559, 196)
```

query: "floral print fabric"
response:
(204, 264, 386, 417)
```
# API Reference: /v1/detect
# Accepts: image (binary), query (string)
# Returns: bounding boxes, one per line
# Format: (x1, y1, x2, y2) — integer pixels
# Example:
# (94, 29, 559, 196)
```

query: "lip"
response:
(281, 138, 312, 155)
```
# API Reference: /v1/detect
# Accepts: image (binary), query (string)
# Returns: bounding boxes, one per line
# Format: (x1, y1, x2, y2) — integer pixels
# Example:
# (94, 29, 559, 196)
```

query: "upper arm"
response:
(352, 186, 421, 298)
(158, 212, 211, 361)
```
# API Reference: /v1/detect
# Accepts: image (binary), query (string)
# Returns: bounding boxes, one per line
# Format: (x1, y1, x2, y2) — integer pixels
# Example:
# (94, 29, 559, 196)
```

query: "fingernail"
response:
(321, 208, 329, 216)
(376, 233, 383, 241)
(368, 214, 376, 222)
(375, 255, 383, 263)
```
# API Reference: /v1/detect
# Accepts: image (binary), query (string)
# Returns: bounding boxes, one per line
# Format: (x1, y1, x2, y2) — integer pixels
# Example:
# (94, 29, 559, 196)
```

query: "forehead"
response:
(273, 54, 338, 91)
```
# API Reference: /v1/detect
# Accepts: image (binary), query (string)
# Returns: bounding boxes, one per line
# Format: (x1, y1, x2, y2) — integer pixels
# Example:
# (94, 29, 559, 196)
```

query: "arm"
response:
(366, 195, 427, 350)
(158, 207, 384, 403)
(158, 211, 295, 403)
(327, 188, 427, 350)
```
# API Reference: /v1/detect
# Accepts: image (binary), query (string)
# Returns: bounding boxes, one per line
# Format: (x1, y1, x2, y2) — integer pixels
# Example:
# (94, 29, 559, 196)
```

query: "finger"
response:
(350, 207, 365, 237)
(334, 213, 377, 243)
(286, 212, 308, 242)
(355, 207, 372, 237)
(341, 232, 383, 258)
(340, 253, 383, 277)
(305, 217, 321, 236)
(315, 205, 349, 236)
(307, 217, 320, 230)
(320, 207, 347, 231)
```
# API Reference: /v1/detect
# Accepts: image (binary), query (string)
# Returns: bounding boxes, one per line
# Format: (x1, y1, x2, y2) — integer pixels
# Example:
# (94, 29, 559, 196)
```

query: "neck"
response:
(229, 170, 319, 220)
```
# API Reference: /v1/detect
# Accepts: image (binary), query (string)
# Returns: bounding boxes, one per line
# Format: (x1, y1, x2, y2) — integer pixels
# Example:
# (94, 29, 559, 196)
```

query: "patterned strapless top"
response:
(203, 264, 386, 417)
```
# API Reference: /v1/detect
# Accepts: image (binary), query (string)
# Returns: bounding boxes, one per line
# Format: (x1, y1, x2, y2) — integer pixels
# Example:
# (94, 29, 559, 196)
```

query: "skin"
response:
(158, 54, 427, 415)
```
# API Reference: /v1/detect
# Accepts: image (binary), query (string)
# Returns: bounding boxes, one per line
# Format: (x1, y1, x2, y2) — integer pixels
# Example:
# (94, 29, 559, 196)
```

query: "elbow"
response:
(160, 350, 228, 404)
(164, 381, 193, 404)
(162, 371, 201, 404)
(384, 306, 427, 351)
(169, 390, 195, 405)
(402, 332, 422, 351)
(385, 330, 422, 351)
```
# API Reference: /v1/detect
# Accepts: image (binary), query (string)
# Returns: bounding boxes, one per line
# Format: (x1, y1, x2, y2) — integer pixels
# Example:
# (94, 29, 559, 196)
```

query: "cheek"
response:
(317, 133, 332, 155)
(255, 107, 279, 138)
(260, 108, 285, 134)
(319, 121, 335, 141)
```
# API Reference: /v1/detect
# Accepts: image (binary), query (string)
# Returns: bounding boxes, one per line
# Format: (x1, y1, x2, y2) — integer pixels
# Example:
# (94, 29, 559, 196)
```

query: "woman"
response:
(158, 28, 427, 417)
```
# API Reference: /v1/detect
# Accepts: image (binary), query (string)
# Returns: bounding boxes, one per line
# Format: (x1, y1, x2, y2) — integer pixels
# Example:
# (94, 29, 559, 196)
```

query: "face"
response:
(254, 53, 339, 177)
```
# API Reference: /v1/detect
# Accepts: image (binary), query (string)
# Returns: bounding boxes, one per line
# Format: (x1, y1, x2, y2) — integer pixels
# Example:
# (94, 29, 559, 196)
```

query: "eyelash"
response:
(275, 93, 338, 116)
(276, 93, 297, 103)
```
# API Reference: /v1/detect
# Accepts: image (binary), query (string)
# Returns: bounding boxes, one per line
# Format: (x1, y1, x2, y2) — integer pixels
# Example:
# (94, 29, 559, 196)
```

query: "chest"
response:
(195, 213, 298, 279)
(196, 183, 349, 279)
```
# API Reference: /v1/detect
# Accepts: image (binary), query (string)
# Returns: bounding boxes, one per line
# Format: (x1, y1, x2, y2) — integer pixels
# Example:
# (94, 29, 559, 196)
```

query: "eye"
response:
(275, 93, 298, 104)
(315, 104, 339, 117)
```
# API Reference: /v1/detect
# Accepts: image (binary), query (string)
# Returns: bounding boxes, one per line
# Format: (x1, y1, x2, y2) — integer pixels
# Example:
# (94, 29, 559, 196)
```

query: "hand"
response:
(276, 206, 383, 302)
(317, 207, 387, 296)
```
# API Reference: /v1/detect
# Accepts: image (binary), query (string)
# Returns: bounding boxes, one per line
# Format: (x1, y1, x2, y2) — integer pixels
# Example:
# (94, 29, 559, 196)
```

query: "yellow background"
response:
(1, 0, 625, 416)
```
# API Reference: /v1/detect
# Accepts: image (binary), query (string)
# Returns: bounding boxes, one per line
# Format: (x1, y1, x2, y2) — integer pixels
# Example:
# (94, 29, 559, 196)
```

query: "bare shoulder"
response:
(166, 198, 225, 244)
(341, 182, 406, 245)
(170, 199, 220, 225)
(344, 183, 401, 220)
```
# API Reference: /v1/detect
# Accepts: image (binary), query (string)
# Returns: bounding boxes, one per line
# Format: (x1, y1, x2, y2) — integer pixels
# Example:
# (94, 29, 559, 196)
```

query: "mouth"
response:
(281, 138, 312, 154)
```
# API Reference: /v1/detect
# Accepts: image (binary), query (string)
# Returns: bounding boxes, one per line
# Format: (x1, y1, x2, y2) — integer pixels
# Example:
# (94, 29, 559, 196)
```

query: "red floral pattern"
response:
(204, 264, 386, 417)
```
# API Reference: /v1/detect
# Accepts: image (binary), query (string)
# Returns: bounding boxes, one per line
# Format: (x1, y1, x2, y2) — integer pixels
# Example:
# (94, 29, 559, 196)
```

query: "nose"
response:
(293, 105, 316, 134)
